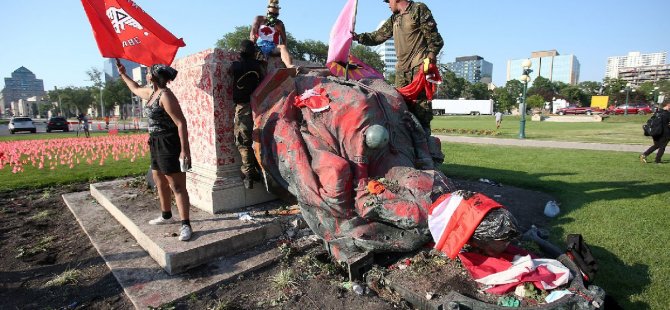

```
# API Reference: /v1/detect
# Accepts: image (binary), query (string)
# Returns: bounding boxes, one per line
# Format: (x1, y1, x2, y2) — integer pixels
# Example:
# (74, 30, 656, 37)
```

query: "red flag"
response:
(81, 0, 185, 66)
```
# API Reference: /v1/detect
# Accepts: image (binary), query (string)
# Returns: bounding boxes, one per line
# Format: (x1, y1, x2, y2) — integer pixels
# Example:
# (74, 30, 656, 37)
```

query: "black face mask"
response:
(266, 12, 279, 26)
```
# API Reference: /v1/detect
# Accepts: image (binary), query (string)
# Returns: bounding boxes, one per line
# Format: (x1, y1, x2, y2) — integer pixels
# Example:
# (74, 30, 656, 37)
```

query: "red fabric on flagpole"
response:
(81, 0, 185, 66)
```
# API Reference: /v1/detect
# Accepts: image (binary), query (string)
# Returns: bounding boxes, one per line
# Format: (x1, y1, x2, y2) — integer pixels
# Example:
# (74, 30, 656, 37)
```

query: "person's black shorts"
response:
(149, 130, 181, 174)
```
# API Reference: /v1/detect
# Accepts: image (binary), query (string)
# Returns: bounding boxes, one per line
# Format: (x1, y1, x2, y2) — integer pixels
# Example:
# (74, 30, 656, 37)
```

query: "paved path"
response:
(434, 135, 646, 153)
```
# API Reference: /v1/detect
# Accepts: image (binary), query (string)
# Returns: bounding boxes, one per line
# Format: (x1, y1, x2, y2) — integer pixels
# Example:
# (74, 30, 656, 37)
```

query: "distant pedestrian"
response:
(495, 111, 503, 129)
(640, 101, 670, 164)
(82, 113, 90, 138)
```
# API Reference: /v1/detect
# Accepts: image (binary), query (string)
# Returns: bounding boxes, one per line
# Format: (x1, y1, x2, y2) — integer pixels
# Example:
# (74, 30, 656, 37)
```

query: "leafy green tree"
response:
(505, 79, 524, 102)
(468, 82, 491, 100)
(528, 76, 555, 102)
(559, 85, 587, 105)
(436, 67, 467, 99)
(103, 79, 132, 119)
(296, 39, 329, 64)
(385, 72, 396, 86)
(350, 44, 384, 74)
(578, 81, 601, 96)
(526, 94, 545, 109)
(59, 87, 94, 116)
(216, 26, 252, 51)
(492, 87, 514, 112)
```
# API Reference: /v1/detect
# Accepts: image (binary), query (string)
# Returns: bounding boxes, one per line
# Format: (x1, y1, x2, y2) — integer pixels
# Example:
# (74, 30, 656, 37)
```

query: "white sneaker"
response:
(148, 216, 175, 225)
(178, 225, 192, 241)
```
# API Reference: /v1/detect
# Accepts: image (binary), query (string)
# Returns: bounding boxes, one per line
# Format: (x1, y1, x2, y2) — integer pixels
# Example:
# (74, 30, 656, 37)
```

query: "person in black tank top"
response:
(117, 60, 194, 241)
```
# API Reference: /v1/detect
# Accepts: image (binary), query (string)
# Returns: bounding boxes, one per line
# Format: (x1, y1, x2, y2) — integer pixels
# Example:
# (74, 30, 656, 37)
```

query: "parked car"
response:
(46, 116, 69, 132)
(556, 105, 599, 115)
(8, 117, 37, 134)
(606, 104, 653, 115)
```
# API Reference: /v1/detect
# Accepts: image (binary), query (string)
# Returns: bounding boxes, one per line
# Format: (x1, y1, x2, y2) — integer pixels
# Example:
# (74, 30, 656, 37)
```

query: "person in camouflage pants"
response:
(354, 0, 444, 135)
(231, 40, 264, 189)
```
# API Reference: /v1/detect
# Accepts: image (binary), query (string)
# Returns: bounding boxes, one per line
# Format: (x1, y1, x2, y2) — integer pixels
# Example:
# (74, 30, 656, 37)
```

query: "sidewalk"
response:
(434, 135, 646, 153)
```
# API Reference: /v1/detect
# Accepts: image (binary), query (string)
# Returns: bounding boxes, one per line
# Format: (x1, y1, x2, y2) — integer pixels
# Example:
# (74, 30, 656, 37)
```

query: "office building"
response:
(370, 20, 397, 74)
(103, 58, 140, 83)
(507, 50, 580, 85)
(618, 64, 670, 85)
(0, 66, 46, 115)
(444, 55, 493, 84)
(605, 51, 666, 79)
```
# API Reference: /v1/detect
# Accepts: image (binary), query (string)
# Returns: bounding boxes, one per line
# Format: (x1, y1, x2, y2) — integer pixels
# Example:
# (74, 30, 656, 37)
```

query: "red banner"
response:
(81, 0, 185, 66)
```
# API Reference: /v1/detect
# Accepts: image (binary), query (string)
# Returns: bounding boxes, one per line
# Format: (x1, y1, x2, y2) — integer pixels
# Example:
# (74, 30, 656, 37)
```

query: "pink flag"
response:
(327, 0, 383, 80)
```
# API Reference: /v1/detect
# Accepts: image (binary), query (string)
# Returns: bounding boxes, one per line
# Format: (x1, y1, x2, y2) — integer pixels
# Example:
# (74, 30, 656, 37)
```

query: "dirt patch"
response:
(0, 178, 556, 309)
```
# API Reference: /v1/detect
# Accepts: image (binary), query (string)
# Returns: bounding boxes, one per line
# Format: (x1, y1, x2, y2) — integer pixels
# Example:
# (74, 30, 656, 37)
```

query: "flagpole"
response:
(344, 0, 358, 81)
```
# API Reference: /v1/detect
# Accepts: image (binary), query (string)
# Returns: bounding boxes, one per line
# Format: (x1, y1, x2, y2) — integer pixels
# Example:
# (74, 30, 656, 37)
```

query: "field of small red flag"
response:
(0, 134, 148, 173)
(0, 133, 150, 190)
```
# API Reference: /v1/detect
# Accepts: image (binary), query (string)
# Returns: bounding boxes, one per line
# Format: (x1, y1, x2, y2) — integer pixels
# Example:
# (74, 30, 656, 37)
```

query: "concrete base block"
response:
(62, 190, 284, 309)
(89, 179, 281, 275)
(186, 164, 276, 214)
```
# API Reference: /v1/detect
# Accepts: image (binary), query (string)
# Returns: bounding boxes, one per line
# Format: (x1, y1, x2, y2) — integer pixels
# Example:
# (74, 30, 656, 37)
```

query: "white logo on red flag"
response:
(106, 7, 143, 34)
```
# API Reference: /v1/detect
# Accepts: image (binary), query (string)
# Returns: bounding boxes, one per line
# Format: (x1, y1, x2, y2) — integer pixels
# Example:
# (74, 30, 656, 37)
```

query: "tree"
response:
(215, 26, 252, 51)
(350, 44, 384, 74)
(526, 94, 545, 109)
(295, 39, 328, 65)
(578, 81, 601, 96)
(103, 79, 132, 119)
(86, 67, 105, 117)
(505, 80, 524, 101)
(559, 85, 587, 105)
(385, 72, 396, 86)
(59, 87, 94, 116)
(492, 87, 514, 112)
(528, 76, 554, 102)
(436, 67, 467, 99)
(466, 82, 491, 100)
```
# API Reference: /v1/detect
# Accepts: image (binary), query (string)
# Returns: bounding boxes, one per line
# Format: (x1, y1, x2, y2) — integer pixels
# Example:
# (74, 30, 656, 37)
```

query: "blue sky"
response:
(1, 0, 668, 90)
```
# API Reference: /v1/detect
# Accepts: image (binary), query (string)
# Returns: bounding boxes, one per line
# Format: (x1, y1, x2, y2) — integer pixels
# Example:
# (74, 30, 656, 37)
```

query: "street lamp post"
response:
(100, 86, 104, 118)
(519, 59, 533, 139)
(620, 83, 635, 116)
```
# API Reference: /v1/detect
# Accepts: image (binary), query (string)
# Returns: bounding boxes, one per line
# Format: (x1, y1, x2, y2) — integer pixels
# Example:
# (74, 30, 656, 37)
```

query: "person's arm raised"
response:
(116, 59, 152, 100)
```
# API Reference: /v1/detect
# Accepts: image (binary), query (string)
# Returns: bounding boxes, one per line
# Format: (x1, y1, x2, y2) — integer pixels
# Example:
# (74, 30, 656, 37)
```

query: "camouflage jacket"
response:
(357, 1, 444, 73)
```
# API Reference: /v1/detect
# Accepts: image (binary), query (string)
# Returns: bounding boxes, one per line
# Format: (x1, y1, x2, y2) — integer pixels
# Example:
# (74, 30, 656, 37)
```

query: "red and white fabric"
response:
(294, 87, 331, 113)
(428, 192, 501, 259)
(459, 251, 572, 294)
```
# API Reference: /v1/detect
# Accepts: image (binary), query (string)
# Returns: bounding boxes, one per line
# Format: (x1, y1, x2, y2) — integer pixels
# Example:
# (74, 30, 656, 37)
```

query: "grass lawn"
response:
(432, 114, 651, 145)
(442, 142, 669, 309)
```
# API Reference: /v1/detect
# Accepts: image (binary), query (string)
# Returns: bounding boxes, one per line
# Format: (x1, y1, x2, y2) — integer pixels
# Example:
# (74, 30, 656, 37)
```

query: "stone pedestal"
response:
(171, 49, 277, 214)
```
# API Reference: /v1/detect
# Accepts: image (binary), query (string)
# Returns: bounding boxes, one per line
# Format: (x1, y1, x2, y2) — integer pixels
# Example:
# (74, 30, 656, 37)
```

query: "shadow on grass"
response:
(442, 163, 670, 208)
(443, 164, 656, 309)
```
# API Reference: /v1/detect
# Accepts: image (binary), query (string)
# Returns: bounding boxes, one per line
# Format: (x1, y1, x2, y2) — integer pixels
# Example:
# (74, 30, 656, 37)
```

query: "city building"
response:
(617, 64, 670, 85)
(370, 20, 397, 75)
(131, 66, 148, 85)
(444, 55, 493, 84)
(507, 50, 580, 85)
(0, 66, 46, 115)
(103, 58, 140, 83)
(372, 39, 397, 74)
(605, 51, 666, 79)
